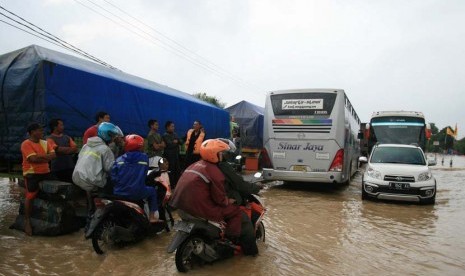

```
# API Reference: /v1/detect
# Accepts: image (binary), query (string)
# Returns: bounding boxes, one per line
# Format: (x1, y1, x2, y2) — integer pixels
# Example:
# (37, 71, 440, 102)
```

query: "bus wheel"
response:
(344, 164, 352, 185)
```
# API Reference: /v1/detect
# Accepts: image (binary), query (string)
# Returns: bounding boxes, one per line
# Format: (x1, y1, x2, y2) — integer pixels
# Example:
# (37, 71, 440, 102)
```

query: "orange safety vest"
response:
(185, 129, 205, 154)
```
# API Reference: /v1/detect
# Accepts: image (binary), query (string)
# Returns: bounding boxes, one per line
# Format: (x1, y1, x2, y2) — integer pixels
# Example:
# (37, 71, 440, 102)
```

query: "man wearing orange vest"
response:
(184, 120, 205, 168)
(21, 123, 56, 235)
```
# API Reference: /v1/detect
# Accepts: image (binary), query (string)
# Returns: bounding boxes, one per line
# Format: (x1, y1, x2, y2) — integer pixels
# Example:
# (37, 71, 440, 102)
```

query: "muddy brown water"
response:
(1, 155, 464, 275)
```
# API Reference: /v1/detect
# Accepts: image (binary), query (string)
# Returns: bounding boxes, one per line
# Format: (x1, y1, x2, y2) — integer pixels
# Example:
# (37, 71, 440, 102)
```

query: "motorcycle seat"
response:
(178, 210, 224, 230)
(94, 193, 145, 208)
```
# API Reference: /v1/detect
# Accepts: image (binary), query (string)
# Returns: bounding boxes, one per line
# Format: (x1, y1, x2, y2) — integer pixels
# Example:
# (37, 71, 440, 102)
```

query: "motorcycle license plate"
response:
(173, 221, 195, 233)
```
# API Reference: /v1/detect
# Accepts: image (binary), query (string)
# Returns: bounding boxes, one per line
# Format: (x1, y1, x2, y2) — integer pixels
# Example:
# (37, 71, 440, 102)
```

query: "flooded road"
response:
(1, 155, 465, 275)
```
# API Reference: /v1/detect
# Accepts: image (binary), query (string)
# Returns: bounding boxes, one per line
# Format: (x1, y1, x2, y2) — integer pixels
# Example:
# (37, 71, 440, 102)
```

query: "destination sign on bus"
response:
(282, 99, 323, 110)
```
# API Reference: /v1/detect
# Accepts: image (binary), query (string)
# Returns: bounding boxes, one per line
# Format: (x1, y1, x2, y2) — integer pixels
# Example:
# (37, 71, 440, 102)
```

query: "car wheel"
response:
(361, 183, 368, 200)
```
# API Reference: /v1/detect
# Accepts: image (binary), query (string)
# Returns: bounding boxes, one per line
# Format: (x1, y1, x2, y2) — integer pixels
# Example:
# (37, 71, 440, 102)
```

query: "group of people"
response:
(146, 118, 205, 188)
(20, 111, 261, 256)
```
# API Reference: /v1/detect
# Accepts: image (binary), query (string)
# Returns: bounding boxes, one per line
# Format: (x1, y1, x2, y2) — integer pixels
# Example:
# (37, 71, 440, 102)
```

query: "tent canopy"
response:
(225, 100, 264, 149)
(0, 45, 230, 160)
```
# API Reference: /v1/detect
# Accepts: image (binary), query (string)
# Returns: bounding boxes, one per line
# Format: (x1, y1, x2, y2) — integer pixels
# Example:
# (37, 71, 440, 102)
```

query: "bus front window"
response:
(372, 125, 424, 145)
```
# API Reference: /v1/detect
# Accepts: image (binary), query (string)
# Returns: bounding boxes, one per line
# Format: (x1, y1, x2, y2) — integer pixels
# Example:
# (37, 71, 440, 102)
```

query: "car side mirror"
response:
(427, 159, 437, 166)
(359, 156, 368, 163)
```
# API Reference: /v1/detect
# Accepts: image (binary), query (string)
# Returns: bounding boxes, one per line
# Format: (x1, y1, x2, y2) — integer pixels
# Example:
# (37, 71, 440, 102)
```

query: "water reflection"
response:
(1, 156, 465, 275)
(360, 201, 437, 231)
(263, 182, 358, 275)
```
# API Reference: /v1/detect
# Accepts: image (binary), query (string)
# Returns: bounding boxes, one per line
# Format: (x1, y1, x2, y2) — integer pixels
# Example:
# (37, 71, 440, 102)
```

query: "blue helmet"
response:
(97, 122, 123, 143)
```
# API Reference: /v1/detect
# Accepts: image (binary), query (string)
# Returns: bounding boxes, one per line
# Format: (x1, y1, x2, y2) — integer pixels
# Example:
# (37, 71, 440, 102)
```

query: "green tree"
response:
(441, 126, 455, 152)
(193, 92, 226, 108)
(429, 123, 439, 135)
(427, 124, 455, 153)
(454, 137, 465, 154)
(426, 122, 440, 152)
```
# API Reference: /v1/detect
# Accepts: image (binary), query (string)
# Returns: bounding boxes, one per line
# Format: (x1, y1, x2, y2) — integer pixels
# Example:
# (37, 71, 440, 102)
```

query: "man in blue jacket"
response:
(111, 134, 161, 223)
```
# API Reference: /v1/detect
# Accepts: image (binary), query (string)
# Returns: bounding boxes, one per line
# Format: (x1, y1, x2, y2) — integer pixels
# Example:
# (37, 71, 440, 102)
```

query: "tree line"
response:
(426, 123, 465, 154)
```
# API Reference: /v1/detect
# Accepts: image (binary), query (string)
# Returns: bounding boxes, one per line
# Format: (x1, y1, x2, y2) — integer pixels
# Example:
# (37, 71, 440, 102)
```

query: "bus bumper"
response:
(262, 168, 344, 183)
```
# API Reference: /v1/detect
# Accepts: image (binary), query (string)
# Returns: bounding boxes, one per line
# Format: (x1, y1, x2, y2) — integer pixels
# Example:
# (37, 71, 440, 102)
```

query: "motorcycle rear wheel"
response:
(175, 235, 206, 272)
(256, 221, 265, 242)
(92, 218, 116, 255)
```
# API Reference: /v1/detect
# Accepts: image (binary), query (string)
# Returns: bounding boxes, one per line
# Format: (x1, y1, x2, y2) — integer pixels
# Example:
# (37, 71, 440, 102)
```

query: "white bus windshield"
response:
(371, 117, 425, 146)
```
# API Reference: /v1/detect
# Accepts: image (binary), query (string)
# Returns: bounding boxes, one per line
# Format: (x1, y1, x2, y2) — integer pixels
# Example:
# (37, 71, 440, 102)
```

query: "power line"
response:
(1, 2, 266, 94)
(75, 0, 254, 89)
(76, 0, 262, 91)
(0, 5, 117, 69)
(0, 19, 65, 49)
(100, 0, 262, 90)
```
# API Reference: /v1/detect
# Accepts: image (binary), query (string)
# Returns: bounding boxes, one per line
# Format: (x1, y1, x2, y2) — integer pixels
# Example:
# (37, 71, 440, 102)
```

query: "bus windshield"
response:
(371, 116, 425, 146)
(270, 93, 337, 117)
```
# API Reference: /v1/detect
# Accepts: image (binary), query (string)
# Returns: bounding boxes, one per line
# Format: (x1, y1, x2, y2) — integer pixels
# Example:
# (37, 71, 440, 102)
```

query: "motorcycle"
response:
(167, 172, 266, 273)
(85, 168, 171, 254)
(228, 155, 243, 172)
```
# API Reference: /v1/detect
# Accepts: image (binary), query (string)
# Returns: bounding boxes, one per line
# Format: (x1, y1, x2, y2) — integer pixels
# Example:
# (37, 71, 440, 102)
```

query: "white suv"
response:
(362, 144, 436, 204)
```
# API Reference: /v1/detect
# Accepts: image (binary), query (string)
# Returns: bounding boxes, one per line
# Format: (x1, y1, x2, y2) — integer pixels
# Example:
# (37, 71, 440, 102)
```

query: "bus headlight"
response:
(418, 171, 432, 182)
(366, 167, 382, 180)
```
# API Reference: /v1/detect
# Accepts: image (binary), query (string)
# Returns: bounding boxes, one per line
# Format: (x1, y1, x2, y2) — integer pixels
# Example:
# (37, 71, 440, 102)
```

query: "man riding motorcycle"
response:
(170, 139, 258, 255)
(111, 134, 163, 224)
(217, 139, 263, 206)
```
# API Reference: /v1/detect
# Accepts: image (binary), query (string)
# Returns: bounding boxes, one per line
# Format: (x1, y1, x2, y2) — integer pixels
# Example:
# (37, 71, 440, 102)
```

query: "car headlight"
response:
(366, 167, 382, 180)
(418, 171, 432, 182)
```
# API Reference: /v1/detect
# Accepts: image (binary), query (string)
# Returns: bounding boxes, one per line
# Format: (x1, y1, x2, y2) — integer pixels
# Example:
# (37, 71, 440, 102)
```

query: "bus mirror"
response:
(425, 124, 432, 140)
(364, 123, 370, 140)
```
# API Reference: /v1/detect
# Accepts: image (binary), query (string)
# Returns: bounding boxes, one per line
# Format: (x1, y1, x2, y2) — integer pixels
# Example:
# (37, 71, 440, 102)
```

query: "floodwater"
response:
(1, 155, 465, 275)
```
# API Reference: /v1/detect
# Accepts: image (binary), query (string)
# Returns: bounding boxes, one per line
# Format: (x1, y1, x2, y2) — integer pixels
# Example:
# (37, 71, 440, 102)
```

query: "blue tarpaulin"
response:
(0, 45, 230, 160)
(225, 100, 264, 149)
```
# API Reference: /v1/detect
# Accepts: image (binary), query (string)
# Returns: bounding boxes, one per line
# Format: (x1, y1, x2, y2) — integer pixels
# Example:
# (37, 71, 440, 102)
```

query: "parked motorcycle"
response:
(167, 173, 266, 272)
(85, 169, 170, 254)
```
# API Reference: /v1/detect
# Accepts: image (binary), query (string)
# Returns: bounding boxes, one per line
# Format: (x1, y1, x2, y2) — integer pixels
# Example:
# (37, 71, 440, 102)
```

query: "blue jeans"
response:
(125, 186, 159, 212)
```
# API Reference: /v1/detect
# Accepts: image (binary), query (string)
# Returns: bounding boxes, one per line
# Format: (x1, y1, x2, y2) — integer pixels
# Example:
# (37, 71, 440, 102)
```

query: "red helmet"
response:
(124, 134, 144, 152)
(199, 139, 230, 163)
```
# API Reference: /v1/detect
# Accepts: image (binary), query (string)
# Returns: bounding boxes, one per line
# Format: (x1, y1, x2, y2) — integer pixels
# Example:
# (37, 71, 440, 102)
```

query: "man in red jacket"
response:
(83, 111, 110, 145)
(170, 139, 242, 240)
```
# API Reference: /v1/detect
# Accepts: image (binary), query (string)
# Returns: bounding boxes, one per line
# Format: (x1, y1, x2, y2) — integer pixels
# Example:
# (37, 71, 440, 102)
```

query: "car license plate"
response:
(389, 182, 410, 190)
(173, 221, 195, 233)
(293, 165, 307, 172)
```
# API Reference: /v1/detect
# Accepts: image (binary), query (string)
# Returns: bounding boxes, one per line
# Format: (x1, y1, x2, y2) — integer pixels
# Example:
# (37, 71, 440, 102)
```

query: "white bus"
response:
(364, 111, 431, 155)
(262, 89, 361, 184)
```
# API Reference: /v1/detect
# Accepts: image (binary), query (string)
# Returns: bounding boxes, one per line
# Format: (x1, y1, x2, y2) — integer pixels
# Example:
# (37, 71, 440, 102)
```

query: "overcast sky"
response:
(1, 0, 464, 138)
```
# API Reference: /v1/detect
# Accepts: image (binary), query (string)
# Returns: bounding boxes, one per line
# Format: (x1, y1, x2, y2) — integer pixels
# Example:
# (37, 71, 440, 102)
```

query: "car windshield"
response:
(370, 147, 426, 165)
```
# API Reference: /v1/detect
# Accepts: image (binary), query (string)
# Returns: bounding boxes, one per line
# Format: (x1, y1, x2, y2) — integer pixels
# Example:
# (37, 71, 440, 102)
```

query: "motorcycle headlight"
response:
(366, 167, 382, 180)
(418, 171, 432, 182)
